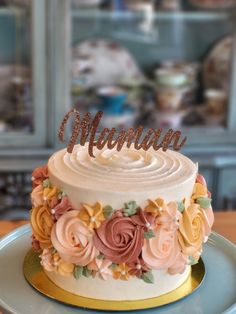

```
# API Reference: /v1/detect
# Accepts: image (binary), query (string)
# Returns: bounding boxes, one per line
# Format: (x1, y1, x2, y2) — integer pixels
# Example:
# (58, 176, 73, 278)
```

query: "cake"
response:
(30, 143, 214, 301)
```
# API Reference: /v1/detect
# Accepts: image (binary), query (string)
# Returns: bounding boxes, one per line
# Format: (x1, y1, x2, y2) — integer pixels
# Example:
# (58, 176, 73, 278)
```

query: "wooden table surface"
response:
(0, 212, 236, 244)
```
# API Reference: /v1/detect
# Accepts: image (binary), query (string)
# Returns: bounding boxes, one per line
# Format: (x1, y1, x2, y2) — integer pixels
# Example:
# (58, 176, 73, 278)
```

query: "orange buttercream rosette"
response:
(31, 204, 54, 250)
(178, 203, 209, 260)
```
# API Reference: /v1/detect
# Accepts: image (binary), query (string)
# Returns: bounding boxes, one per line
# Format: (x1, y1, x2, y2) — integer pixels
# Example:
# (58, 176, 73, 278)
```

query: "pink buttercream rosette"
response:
(93, 210, 154, 264)
(142, 202, 187, 274)
(51, 210, 98, 266)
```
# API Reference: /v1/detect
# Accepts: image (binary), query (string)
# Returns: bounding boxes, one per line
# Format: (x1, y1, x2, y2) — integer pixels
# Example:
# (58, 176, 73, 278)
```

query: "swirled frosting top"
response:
(48, 144, 197, 196)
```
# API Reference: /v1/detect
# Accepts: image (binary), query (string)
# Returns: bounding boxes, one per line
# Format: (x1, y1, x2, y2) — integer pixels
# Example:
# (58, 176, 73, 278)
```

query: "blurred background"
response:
(0, 0, 235, 220)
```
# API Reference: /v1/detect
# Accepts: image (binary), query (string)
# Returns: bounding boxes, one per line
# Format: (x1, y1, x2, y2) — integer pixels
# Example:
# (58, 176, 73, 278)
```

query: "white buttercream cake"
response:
(30, 144, 214, 301)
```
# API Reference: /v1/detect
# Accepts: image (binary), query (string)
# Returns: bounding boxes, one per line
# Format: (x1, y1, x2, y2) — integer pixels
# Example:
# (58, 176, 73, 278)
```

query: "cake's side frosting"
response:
(45, 266, 191, 301)
(47, 144, 198, 208)
(30, 144, 214, 301)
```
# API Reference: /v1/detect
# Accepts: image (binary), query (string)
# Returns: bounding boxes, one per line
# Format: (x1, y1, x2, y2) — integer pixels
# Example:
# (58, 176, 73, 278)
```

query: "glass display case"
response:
(60, 0, 236, 146)
(0, 0, 46, 147)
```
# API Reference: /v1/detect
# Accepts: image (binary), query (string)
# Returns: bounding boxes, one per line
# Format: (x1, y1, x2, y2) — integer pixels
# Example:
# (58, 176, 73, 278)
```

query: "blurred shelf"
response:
(0, 6, 29, 16)
(72, 9, 230, 22)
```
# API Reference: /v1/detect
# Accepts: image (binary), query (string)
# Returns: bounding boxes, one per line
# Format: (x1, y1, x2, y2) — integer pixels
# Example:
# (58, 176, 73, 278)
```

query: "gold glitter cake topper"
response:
(58, 109, 187, 157)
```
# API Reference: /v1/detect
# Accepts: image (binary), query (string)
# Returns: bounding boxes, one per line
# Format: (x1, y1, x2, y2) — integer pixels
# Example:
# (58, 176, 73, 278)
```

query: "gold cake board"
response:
(23, 249, 205, 311)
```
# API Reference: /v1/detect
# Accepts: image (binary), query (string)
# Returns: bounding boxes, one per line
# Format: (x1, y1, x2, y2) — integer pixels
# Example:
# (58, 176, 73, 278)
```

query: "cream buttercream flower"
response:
(178, 204, 210, 260)
(31, 184, 44, 208)
(51, 210, 98, 266)
(88, 258, 112, 280)
(31, 205, 54, 249)
(78, 202, 105, 229)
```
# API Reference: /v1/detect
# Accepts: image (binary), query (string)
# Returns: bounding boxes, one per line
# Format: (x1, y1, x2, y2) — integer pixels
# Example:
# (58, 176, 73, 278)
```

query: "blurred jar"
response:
(155, 110, 184, 128)
(159, 61, 199, 85)
(205, 89, 227, 116)
(160, 0, 181, 10)
(156, 88, 186, 111)
(125, 0, 154, 11)
(155, 69, 190, 111)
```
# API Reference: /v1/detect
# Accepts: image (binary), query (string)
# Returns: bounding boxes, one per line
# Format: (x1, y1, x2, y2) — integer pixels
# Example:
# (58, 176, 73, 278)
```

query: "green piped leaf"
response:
(123, 201, 138, 217)
(103, 205, 114, 219)
(177, 201, 185, 213)
(73, 266, 83, 280)
(58, 190, 66, 200)
(144, 230, 155, 239)
(97, 253, 104, 260)
(83, 266, 92, 278)
(141, 271, 154, 284)
(196, 197, 212, 209)
(109, 263, 118, 270)
(43, 178, 50, 188)
(188, 256, 198, 266)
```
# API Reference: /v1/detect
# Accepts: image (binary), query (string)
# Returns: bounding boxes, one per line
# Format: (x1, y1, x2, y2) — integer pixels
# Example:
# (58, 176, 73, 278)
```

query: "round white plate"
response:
(0, 225, 236, 314)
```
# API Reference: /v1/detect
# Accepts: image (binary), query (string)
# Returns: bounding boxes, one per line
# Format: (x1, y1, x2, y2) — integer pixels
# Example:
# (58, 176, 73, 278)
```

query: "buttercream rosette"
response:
(51, 210, 98, 266)
(30, 166, 214, 283)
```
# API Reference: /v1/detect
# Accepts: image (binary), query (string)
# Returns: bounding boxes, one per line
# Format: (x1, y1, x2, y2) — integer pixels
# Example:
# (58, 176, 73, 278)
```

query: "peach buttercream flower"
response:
(156, 202, 181, 231)
(31, 205, 54, 249)
(142, 225, 186, 274)
(113, 263, 130, 281)
(168, 252, 187, 275)
(53, 252, 75, 276)
(31, 184, 44, 208)
(88, 258, 112, 280)
(178, 203, 212, 260)
(51, 210, 98, 266)
(78, 202, 105, 229)
(32, 165, 48, 188)
(40, 249, 74, 276)
(40, 248, 56, 272)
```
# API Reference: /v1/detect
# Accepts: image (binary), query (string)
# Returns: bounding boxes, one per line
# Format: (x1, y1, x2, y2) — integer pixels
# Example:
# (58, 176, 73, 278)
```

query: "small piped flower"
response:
(43, 186, 58, 203)
(191, 183, 208, 200)
(113, 263, 130, 281)
(196, 174, 207, 186)
(156, 202, 181, 231)
(78, 202, 105, 229)
(88, 258, 112, 280)
(40, 250, 74, 276)
(144, 198, 164, 217)
(53, 196, 73, 220)
(127, 258, 150, 278)
(31, 235, 41, 253)
(32, 165, 48, 188)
